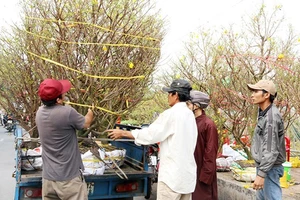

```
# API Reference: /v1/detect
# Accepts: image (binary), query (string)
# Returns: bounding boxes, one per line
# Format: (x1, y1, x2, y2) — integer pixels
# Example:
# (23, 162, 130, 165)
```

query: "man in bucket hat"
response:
(35, 78, 94, 200)
(107, 79, 197, 200)
(187, 90, 218, 200)
(247, 79, 286, 200)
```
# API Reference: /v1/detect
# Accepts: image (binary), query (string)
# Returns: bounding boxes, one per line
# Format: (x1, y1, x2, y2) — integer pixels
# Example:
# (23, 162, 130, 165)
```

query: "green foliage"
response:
(121, 119, 140, 126)
(122, 89, 167, 125)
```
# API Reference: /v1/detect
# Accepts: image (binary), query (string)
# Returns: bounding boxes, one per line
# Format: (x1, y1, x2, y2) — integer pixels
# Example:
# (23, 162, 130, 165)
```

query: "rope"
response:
(28, 51, 145, 80)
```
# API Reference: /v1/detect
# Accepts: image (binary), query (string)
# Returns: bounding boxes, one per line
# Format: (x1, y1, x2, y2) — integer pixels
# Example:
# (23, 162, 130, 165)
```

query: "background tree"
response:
(121, 86, 168, 125)
(168, 5, 299, 157)
(0, 0, 164, 137)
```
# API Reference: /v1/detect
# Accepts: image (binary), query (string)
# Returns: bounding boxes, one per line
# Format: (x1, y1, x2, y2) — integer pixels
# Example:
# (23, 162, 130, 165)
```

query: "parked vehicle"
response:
(147, 143, 159, 183)
(6, 118, 16, 132)
(13, 124, 154, 200)
(141, 123, 159, 184)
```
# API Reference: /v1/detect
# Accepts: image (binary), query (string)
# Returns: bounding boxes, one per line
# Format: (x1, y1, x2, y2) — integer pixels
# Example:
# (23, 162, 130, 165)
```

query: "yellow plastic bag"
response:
(290, 157, 300, 168)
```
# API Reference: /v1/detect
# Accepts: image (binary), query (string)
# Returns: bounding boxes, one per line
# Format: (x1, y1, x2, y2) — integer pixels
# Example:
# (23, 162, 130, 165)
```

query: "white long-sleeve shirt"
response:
(131, 102, 197, 193)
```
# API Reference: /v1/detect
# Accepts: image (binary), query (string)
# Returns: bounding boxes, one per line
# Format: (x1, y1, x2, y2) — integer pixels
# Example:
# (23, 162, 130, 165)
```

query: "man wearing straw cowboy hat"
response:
(247, 79, 286, 200)
(36, 78, 94, 200)
(107, 79, 197, 200)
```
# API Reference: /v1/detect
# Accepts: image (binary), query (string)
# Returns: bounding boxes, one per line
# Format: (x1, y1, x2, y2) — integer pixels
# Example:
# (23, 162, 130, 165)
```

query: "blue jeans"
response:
(256, 165, 284, 200)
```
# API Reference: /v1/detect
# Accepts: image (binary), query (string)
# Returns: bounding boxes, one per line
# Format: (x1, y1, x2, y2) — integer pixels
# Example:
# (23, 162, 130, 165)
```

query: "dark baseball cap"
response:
(162, 79, 192, 93)
(38, 78, 71, 101)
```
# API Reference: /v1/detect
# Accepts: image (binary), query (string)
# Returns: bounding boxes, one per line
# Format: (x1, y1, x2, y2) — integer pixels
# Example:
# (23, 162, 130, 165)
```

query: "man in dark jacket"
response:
(187, 90, 218, 200)
(247, 79, 286, 200)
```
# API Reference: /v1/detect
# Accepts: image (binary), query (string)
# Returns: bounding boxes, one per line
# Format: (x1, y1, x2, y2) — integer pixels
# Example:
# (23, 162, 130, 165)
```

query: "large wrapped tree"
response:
(0, 0, 164, 137)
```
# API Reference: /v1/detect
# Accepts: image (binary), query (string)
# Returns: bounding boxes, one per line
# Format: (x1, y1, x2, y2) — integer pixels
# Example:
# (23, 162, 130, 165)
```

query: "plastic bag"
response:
(216, 157, 231, 172)
(222, 144, 247, 161)
(82, 150, 105, 175)
(103, 149, 126, 169)
(21, 147, 43, 171)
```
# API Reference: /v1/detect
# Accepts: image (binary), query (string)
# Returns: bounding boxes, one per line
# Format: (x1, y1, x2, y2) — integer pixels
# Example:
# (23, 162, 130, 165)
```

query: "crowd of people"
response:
(34, 77, 285, 200)
(108, 78, 286, 200)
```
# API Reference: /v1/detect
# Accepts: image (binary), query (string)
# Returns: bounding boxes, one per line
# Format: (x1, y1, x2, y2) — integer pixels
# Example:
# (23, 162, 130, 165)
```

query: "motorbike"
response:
(141, 124, 160, 183)
(5, 117, 16, 132)
(147, 143, 159, 183)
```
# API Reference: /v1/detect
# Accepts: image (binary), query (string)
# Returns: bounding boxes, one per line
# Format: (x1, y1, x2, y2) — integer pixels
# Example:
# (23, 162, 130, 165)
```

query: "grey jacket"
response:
(250, 104, 286, 178)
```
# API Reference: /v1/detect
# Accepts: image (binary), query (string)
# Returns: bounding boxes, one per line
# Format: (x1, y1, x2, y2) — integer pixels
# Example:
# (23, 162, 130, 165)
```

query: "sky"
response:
(155, 0, 300, 72)
(1, 0, 300, 73)
(0, 0, 20, 27)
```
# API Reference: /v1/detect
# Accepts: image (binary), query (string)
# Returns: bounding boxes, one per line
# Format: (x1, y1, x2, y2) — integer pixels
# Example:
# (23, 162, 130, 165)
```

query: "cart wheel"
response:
(145, 177, 152, 199)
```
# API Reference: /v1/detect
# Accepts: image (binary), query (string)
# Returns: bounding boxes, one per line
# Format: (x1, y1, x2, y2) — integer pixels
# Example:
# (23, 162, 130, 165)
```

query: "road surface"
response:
(0, 126, 15, 199)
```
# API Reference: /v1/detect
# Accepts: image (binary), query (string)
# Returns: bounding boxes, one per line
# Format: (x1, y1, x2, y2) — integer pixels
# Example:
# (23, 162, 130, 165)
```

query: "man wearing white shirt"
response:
(107, 79, 197, 200)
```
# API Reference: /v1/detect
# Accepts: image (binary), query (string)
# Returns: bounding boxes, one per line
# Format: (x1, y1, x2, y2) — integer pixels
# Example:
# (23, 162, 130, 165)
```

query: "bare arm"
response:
(83, 109, 94, 129)
(106, 129, 134, 139)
